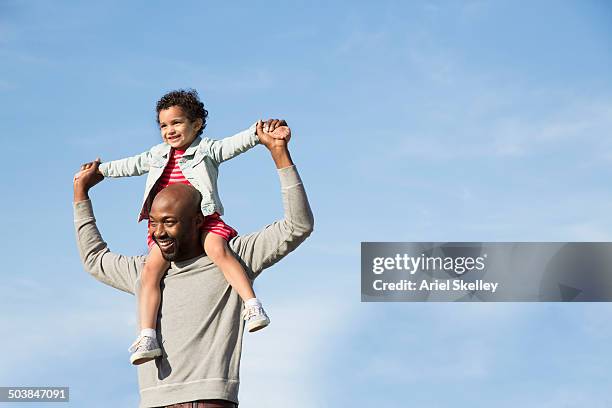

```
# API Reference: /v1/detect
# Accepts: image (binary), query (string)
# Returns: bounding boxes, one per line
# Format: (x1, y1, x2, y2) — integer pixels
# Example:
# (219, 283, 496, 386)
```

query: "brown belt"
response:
(162, 400, 237, 408)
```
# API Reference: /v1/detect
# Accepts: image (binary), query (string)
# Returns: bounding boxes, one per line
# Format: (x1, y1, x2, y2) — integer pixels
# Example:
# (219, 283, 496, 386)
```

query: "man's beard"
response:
(154, 236, 179, 261)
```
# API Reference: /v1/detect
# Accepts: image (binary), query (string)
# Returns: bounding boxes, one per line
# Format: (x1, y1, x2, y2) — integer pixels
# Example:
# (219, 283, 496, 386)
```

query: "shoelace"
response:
(128, 335, 150, 353)
(128, 337, 141, 353)
(241, 305, 262, 320)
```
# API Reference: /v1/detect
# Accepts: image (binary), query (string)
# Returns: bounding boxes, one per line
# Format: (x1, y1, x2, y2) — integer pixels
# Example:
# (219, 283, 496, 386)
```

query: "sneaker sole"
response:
(247, 317, 270, 333)
(130, 349, 162, 365)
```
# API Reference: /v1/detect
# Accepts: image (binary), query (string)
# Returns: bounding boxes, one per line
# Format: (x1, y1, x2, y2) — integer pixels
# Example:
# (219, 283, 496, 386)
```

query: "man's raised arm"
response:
(230, 121, 314, 279)
(73, 160, 141, 294)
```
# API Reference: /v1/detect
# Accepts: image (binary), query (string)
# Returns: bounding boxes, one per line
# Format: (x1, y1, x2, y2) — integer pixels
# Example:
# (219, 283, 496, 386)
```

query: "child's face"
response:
(158, 106, 203, 150)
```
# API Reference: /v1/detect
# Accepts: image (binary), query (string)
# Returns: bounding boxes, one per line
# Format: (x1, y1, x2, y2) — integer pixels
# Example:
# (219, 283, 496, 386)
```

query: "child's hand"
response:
(260, 119, 291, 140)
(79, 159, 104, 175)
(74, 158, 104, 182)
(256, 119, 291, 150)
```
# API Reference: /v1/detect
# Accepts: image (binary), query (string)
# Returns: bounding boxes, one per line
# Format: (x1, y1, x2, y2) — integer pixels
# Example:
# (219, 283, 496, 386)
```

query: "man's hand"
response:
(73, 158, 104, 202)
(257, 119, 291, 149)
(256, 119, 294, 169)
(262, 119, 291, 140)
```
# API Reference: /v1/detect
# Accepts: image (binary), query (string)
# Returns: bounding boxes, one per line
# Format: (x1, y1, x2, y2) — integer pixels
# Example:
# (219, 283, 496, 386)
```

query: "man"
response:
(73, 121, 313, 407)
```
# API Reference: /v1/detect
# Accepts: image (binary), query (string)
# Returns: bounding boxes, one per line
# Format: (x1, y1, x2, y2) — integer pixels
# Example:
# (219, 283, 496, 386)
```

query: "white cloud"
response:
(66, 57, 276, 95)
(0, 79, 16, 91)
(337, 28, 389, 55)
(499, 388, 612, 408)
(306, 242, 360, 257)
(0, 285, 135, 383)
(562, 221, 612, 241)
(239, 295, 353, 407)
(408, 46, 456, 85)
(389, 99, 612, 161)
(347, 303, 612, 407)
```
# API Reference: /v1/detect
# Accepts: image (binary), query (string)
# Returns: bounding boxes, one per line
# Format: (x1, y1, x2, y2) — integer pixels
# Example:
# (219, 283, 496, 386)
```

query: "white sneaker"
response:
(128, 335, 161, 365)
(241, 303, 270, 332)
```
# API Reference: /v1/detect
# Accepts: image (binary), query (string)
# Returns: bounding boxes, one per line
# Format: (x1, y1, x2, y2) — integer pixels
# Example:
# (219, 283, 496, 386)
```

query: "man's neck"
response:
(173, 247, 206, 263)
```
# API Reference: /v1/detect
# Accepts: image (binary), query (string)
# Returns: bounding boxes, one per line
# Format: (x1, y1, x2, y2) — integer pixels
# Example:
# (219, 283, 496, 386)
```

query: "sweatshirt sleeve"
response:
(229, 165, 314, 279)
(99, 149, 153, 178)
(205, 123, 260, 164)
(74, 200, 143, 294)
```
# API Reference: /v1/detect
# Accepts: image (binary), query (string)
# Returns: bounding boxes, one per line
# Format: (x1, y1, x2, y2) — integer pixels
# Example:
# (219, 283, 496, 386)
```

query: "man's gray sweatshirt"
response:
(74, 165, 314, 407)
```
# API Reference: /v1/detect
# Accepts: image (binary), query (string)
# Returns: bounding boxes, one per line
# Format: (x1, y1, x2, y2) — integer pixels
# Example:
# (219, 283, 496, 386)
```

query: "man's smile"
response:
(155, 237, 176, 251)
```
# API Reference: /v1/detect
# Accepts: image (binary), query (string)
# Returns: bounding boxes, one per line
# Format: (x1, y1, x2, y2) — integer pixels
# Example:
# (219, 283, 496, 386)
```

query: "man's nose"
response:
(154, 224, 166, 238)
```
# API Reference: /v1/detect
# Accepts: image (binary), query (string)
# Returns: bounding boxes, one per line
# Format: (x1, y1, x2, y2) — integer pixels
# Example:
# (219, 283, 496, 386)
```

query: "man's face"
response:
(158, 105, 203, 151)
(148, 202, 201, 262)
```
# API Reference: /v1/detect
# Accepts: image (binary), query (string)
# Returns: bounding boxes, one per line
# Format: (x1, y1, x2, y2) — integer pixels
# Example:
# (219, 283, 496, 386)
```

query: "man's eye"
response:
(150, 222, 158, 228)
(164, 221, 176, 226)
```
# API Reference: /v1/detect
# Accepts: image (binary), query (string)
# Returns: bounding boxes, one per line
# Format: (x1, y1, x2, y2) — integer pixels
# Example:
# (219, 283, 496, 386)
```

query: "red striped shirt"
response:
(153, 149, 191, 195)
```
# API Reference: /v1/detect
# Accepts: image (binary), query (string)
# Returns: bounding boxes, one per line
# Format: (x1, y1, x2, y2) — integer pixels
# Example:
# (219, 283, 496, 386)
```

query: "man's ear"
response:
(194, 213, 204, 229)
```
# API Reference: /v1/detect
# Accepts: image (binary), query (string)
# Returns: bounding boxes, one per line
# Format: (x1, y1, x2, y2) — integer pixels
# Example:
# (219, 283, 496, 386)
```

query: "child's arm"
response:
(206, 120, 290, 165)
(205, 123, 260, 165)
(98, 149, 154, 178)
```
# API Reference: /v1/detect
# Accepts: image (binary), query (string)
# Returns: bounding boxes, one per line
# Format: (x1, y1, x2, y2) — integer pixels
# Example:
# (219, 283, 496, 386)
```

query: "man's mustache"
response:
(154, 235, 175, 244)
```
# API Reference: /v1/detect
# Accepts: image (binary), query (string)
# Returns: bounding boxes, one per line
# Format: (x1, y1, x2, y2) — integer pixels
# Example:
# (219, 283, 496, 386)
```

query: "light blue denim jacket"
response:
(99, 124, 259, 221)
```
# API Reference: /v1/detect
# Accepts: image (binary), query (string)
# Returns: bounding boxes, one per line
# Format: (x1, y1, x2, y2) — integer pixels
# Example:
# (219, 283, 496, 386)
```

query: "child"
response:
(81, 89, 289, 365)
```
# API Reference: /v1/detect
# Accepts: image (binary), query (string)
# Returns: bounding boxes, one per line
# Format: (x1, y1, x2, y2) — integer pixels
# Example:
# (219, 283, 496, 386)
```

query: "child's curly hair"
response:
(156, 89, 209, 136)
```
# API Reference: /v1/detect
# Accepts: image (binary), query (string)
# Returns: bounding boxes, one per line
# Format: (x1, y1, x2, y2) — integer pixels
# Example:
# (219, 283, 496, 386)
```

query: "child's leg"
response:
(203, 231, 270, 332)
(140, 244, 170, 330)
(129, 244, 168, 365)
(203, 232, 255, 302)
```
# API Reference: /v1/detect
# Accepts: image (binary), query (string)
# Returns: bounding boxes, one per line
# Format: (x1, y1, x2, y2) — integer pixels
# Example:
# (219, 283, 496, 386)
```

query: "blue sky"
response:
(2, 1, 612, 406)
